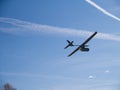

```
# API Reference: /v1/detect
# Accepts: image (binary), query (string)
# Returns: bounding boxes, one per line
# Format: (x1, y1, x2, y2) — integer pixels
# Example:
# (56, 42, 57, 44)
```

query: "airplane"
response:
(65, 32, 97, 57)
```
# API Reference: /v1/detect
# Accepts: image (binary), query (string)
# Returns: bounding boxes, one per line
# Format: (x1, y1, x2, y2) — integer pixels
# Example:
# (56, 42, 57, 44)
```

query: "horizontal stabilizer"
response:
(64, 40, 74, 49)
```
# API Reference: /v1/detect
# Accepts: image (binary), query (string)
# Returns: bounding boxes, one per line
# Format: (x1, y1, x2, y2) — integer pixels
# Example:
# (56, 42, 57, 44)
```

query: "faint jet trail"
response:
(85, 0, 120, 22)
(0, 17, 120, 41)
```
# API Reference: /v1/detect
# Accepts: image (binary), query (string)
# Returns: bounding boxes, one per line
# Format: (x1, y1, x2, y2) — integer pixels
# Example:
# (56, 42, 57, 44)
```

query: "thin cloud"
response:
(0, 72, 75, 80)
(85, 0, 120, 22)
(105, 70, 110, 73)
(88, 75, 96, 79)
(0, 17, 120, 41)
(0, 72, 118, 90)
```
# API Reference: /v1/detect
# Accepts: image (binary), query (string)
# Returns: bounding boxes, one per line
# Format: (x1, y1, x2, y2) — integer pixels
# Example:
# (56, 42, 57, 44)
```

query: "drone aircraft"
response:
(64, 32, 97, 57)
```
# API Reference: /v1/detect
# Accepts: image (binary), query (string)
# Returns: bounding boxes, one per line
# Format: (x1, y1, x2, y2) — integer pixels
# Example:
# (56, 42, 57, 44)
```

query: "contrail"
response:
(0, 17, 120, 41)
(0, 17, 93, 37)
(85, 0, 120, 22)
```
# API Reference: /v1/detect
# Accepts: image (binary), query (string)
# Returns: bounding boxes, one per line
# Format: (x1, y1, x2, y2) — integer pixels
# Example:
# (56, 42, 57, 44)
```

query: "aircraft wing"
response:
(67, 46, 81, 57)
(80, 32, 97, 47)
(68, 32, 97, 57)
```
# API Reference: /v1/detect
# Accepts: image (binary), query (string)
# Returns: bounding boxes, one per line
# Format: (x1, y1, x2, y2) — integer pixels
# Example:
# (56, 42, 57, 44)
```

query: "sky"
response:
(1, 0, 120, 90)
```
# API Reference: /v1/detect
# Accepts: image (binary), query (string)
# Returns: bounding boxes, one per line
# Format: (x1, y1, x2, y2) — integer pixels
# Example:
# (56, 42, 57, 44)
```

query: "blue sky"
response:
(1, 0, 120, 90)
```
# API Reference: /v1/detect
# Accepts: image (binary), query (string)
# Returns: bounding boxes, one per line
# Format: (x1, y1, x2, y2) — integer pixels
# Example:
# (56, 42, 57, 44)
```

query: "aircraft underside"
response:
(80, 47, 89, 51)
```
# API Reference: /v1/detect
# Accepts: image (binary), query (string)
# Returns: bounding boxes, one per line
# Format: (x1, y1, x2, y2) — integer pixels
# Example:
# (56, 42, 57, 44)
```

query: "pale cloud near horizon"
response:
(0, 72, 118, 90)
(0, 17, 120, 41)
(0, 72, 77, 80)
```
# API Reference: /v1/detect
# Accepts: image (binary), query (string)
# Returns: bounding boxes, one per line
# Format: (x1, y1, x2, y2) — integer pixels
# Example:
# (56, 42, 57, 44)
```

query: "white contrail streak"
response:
(0, 17, 92, 37)
(85, 0, 120, 22)
(0, 17, 120, 41)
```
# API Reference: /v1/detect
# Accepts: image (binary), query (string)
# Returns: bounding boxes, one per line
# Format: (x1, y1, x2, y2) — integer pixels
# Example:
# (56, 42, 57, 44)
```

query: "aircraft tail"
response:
(64, 40, 74, 49)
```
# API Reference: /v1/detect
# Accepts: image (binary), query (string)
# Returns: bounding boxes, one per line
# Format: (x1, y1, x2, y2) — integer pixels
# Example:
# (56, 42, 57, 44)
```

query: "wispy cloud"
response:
(0, 17, 120, 41)
(0, 72, 76, 80)
(85, 0, 120, 22)
(0, 72, 118, 90)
